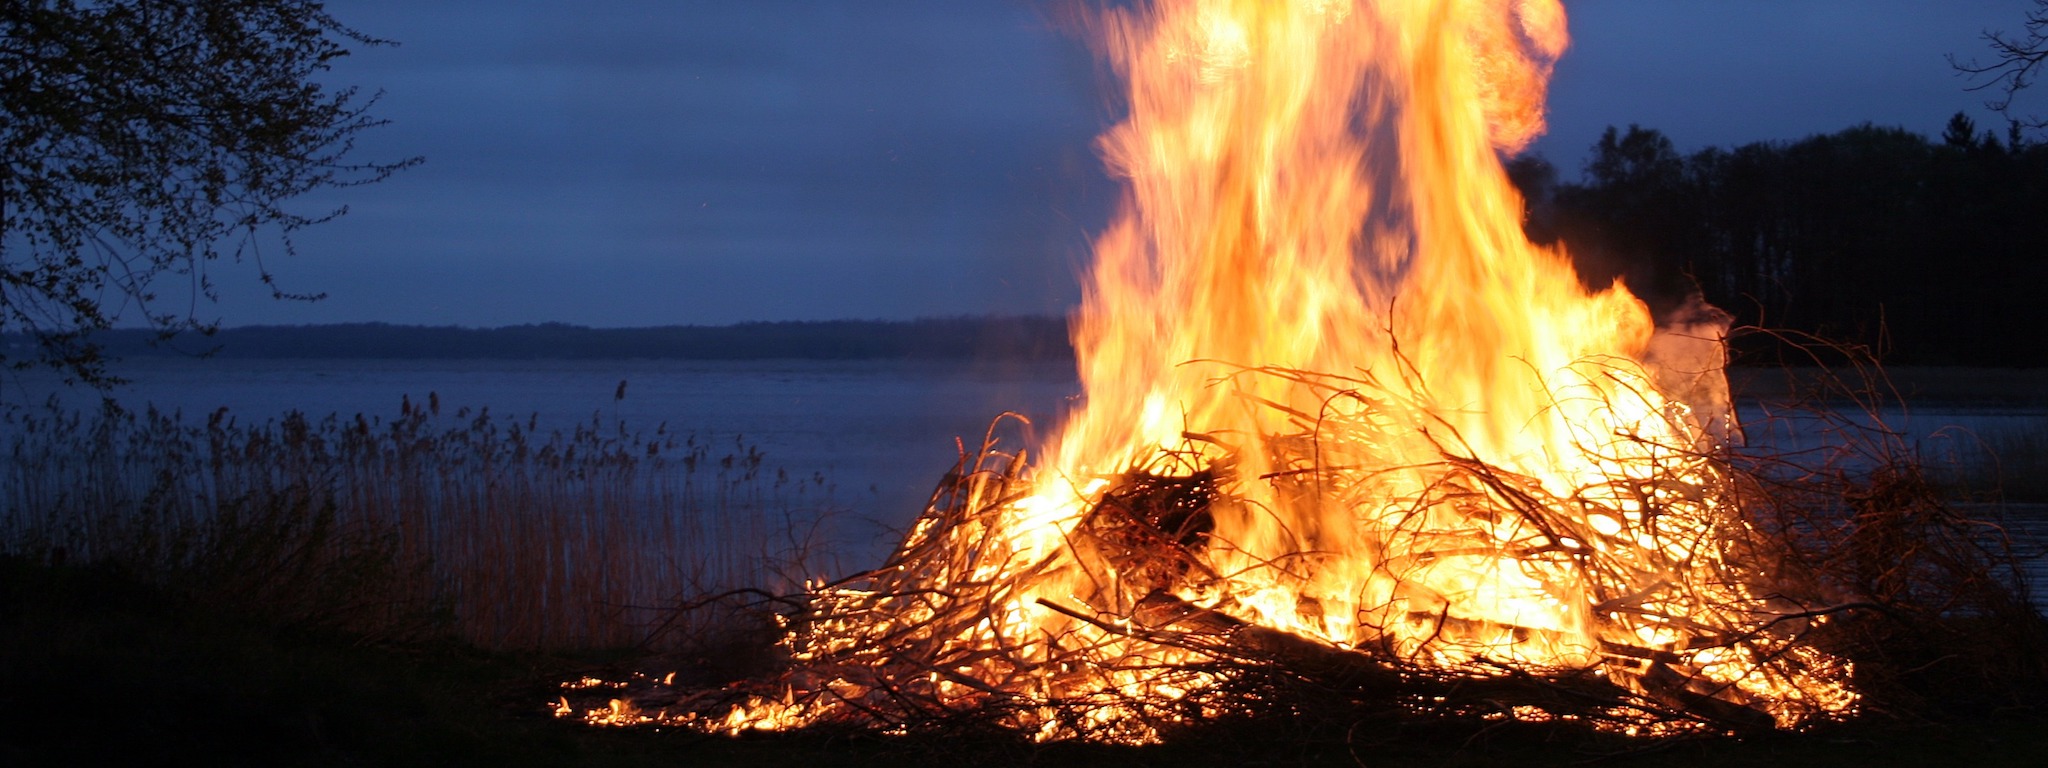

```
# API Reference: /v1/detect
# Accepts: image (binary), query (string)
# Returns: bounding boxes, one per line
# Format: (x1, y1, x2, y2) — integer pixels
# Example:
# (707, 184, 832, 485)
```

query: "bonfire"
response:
(559, 0, 2041, 743)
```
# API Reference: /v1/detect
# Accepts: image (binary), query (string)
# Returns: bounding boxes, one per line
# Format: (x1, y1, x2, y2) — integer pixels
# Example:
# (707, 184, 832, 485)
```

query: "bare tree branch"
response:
(1949, 0, 2048, 128)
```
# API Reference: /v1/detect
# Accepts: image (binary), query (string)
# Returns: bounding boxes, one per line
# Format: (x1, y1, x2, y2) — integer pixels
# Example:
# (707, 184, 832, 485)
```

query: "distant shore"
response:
(22, 320, 2048, 407)
(20, 316, 1074, 363)
(1730, 366, 2048, 407)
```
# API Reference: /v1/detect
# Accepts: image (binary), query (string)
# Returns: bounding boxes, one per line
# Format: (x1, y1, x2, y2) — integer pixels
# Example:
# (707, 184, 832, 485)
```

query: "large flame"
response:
(1052, 0, 1661, 648)
(571, 0, 1855, 741)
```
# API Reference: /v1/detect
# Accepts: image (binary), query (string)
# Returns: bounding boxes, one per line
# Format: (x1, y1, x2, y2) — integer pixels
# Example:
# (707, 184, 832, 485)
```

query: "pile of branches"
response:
(562, 357, 2047, 744)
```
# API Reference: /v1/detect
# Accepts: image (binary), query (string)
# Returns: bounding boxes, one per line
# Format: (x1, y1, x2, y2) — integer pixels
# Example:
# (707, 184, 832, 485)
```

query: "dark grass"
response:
(0, 556, 557, 766)
(4, 553, 2045, 767)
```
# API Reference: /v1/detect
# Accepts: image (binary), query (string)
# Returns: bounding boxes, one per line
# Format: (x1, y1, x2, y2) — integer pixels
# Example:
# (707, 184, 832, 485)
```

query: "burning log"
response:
(1035, 589, 1392, 686)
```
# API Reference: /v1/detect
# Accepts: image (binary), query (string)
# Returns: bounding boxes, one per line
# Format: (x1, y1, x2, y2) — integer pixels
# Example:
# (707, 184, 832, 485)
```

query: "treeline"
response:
(63, 316, 1073, 361)
(1515, 114, 2048, 366)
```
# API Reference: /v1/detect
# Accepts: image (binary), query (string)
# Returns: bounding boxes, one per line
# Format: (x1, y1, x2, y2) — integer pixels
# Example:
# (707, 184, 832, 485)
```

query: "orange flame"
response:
(1012, 0, 1846, 733)
(1066, 0, 1639, 514)
(573, 0, 1856, 741)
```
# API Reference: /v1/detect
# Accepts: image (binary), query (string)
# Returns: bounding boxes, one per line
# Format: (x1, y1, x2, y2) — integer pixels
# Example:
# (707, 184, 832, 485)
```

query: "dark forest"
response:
(1516, 114, 2048, 366)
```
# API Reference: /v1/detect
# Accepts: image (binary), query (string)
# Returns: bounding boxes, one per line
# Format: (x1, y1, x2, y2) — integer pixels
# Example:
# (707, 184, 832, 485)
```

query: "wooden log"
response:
(1635, 661, 1777, 731)
(1125, 590, 1397, 687)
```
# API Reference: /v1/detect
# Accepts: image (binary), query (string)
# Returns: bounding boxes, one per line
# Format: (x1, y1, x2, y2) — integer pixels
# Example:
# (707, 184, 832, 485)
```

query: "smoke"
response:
(1644, 293, 1739, 446)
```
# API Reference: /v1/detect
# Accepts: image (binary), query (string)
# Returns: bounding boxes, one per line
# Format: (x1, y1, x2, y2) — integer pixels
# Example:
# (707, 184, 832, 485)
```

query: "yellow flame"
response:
(1018, 0, 1843, 730)
(1046, 0, 1650, 670)
(616, 0, 1858, 741)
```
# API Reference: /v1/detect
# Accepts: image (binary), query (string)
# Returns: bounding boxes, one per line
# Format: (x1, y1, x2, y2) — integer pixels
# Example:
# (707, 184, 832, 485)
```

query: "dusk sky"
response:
(231, 0, 2036, 329)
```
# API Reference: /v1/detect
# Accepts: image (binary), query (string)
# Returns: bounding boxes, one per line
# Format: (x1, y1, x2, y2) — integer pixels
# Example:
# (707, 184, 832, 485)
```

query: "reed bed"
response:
(1, 395, 842, 651)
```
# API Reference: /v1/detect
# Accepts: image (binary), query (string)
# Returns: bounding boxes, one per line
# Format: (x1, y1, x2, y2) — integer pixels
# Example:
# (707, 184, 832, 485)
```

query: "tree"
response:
(1942, 111, 1982, 149)
(1583, 125, 1685, 193)
(1552, 125, 1702, 313)
(1, 0, 418, 386)
(1952, 0, 2048, 129)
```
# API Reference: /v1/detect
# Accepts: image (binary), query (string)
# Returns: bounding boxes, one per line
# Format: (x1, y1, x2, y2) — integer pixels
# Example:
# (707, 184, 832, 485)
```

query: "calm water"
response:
(7, 358, 2042, 597)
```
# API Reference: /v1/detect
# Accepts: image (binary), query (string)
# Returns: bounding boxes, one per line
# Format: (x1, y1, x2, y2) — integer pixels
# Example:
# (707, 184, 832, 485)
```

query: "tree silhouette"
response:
(1525, 121, 2048, 366)
(1531, 126, 1702, 315)
(1, 1, 418, 385)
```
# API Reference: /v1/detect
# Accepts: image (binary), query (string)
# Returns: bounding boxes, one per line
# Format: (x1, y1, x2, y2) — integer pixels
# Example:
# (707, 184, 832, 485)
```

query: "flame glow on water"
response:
(565, 0, 1856, 741)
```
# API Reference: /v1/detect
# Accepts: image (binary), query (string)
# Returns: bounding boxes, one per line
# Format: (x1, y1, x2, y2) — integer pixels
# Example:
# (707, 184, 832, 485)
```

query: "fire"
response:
(563, 0, 1857, 741)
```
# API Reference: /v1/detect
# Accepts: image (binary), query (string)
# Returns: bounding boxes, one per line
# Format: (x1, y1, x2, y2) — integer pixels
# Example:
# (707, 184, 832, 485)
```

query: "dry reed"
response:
(1, 395, 843, 650)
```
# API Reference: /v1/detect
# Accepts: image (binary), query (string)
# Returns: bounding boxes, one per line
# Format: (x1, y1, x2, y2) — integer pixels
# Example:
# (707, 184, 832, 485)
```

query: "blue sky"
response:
(232, 0, 2034, 328)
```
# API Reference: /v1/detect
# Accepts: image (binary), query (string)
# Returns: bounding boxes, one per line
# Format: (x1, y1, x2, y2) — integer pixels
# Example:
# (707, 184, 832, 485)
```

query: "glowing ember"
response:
(563, 0, 1857, 741)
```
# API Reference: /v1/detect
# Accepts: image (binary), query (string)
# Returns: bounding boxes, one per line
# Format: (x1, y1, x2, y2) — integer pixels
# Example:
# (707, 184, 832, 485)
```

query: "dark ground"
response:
(3, 557, 2045, 767)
